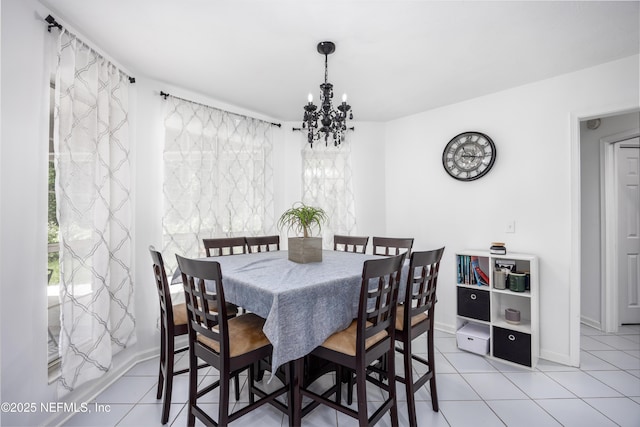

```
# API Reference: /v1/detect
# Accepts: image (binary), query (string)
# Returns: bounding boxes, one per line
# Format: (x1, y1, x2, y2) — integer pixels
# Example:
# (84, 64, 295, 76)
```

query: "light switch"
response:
(506, 221, 515, 233)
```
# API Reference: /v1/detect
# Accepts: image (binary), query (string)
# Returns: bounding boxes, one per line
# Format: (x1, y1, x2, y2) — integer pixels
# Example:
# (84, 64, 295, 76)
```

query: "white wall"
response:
(0, 0, 4, 408)
(1, 0, 62, 425)
(579, 112, 640, 328)
(384, 55, 639, 365)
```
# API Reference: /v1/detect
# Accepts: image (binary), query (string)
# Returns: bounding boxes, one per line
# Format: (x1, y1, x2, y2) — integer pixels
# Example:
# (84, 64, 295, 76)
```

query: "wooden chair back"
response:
(245, 235, 280, 253)
(403, 248, 445, 321)
(149, 246, 178, 332)
(203, 237, 247, 257)
(333, 235, 369, 254)
(176, 255, 229, 359)
(372, 236, 414, 257)
(357, 253, 406, 354)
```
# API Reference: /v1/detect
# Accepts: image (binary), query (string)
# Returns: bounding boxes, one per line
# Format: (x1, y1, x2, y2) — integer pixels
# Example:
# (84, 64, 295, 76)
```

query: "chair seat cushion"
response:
(172, 301, 238, 327)
(395, 305, 428, 332)
(197, 313, 270, 358)
(172, 303, 189, 326)
(321, 320, 388, 356)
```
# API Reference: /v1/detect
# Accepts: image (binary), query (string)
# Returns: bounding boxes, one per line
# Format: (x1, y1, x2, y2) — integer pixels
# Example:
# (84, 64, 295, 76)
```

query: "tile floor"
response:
(62, 324, 640, 427)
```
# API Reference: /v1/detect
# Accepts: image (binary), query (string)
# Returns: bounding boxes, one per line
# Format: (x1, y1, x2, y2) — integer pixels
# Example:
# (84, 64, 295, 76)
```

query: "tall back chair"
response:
(150, 246, 240, 424)
(203, 237, 247, 256)
(148, 246, 193, 424)
(395, 247, 445, 427)
(245, 235, 280, 253)
(372, 236, 414, 257)
(294, 253, 406, 427)
(333, 234, 369, 254)
(176, 255, 288, 426)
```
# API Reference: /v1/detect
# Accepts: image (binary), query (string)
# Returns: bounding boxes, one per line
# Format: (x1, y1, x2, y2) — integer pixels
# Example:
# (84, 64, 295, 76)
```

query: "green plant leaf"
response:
(277, 202, 328, 237)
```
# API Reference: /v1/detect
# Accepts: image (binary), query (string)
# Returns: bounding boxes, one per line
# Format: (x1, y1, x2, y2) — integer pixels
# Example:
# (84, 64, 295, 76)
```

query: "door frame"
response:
(601, 130, 640, 332)
(571, 105, 638, 367)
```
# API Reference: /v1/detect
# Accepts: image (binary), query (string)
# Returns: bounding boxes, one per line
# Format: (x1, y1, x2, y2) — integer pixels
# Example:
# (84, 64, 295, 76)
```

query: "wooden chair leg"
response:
(187, 349, 197, 427)
(255, 360, 265, 382)
(156, 325, 166, 400)
(234, 373, 241, 401)
(427, 330, 439, 412)
(335, 365, 343, 404)
(160, 330, 174, 425)
(219, 369, 231, 427)
(387, 348, 399, 427)
(356, 362, 369, 427)
(347, 369, 354, 405)
(248, 364, 256, 405)
(403, 338, 417, 427)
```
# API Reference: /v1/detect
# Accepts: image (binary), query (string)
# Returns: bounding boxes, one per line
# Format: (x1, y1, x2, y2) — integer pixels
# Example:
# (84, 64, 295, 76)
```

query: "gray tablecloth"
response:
(215, 250, 392, 371)
(176, 250, 408, 373)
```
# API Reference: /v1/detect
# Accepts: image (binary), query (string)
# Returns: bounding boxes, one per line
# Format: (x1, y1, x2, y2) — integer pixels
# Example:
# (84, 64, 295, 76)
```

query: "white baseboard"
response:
(539, 348, 578, 368)
(580, 316, 602, 331)
(47, 346, 160, 427)
(434, 321, 457, 335)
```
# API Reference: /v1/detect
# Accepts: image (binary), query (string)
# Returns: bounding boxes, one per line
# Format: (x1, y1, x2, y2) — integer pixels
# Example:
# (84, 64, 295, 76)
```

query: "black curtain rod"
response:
(44, 14, 135, 84)
(160, 91, 281, 128)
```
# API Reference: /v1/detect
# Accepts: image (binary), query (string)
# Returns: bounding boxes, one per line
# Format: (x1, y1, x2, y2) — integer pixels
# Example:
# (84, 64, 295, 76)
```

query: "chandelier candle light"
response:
(302, 41, 353, 147)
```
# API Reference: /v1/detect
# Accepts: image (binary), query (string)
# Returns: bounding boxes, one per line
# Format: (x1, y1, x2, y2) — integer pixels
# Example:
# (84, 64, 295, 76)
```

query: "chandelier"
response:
(302, 41, 353, 147)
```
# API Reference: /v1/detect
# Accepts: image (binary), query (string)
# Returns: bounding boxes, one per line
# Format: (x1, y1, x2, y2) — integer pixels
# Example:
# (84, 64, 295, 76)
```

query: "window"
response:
(162, 98, 275, 272)
(47, 82, 61, 369)
(301, 139, 357, 246)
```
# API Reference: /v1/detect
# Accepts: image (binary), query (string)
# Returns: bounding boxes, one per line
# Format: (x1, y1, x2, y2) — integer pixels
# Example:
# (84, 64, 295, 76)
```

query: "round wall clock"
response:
(442, 131, 496, 181)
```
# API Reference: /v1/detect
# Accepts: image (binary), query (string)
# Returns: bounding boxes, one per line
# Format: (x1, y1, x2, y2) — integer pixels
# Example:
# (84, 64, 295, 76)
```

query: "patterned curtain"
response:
(53, 30, 135, 395)
(301, 135, 357, 248)
(162, 96, 274, 272)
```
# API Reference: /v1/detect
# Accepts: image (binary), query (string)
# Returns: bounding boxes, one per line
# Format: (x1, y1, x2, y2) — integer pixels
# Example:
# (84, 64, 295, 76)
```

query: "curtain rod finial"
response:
(45, 15, 62, 32)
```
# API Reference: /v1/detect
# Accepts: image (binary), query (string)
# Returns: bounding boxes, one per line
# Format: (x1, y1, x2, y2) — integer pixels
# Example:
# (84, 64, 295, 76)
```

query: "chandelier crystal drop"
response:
(302, 41, 353, 147)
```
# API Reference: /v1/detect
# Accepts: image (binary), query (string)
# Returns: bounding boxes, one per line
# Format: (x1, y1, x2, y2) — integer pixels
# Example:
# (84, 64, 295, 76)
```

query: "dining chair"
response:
(395, 247, 445, 427)
(294, 253, 406, 427)
(203, 237, 246, 315)
(372, 236, 414, 257)
(176, 254, 289, 427)
(333, 234, 369, 254)
(149, 246, 238, 425)
(245, 235, 280, 253)
(203, 236, 247, 256)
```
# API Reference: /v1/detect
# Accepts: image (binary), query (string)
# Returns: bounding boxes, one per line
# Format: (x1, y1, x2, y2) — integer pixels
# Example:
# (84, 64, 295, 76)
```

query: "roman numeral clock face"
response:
(442, 132, 496, 181)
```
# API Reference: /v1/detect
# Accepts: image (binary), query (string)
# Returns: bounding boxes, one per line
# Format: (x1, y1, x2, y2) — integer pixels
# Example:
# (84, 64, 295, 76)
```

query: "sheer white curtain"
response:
(53, 30, 135, 395)
(162, 96, 275, 271)
(301, 136, 357, 248)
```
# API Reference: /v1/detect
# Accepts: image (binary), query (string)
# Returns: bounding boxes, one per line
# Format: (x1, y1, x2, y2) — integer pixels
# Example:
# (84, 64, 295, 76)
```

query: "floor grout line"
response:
(63, 325, 640, 426)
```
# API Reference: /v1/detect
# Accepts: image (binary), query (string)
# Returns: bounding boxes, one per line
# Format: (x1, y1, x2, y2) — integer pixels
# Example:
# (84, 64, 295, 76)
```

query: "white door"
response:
(616, 138, 640, 324)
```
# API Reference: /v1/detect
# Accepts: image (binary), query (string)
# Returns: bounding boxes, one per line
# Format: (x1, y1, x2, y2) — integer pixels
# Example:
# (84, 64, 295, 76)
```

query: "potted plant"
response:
(278, 202, 328, 263)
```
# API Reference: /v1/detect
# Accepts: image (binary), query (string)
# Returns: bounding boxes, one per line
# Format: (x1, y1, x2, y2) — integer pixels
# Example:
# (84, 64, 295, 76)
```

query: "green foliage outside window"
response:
(48, 159, 60, 285)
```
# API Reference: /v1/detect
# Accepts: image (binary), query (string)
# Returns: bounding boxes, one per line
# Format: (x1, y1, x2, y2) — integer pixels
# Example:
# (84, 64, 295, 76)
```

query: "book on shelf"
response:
(457, 255, 489, 286)
(471, 256, 489, 286)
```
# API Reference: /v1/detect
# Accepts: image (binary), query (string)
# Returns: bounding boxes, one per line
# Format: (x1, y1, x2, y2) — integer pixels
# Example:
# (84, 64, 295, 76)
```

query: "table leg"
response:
(290, 357, 304, 427)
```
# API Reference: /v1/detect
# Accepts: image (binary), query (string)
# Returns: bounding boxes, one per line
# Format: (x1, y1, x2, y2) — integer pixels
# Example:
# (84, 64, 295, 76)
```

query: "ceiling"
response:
(39, 1, 639, 122)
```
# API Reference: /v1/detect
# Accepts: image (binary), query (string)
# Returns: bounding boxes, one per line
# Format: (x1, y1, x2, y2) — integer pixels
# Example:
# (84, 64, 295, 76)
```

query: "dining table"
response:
(197, 249, 406, 372)
(173, 248, 409, 425)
